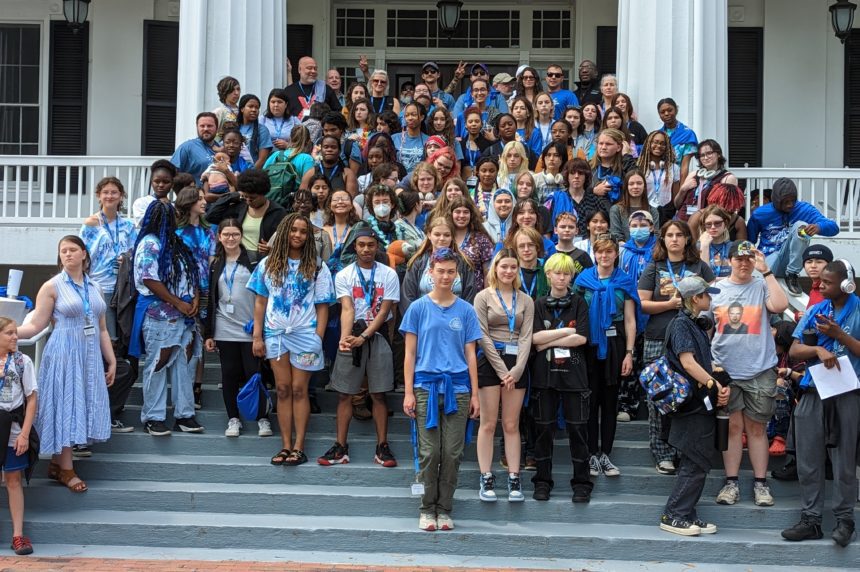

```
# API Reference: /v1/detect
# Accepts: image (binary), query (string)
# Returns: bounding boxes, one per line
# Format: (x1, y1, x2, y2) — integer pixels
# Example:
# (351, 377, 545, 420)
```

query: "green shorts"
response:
(727, 368, 777, 424)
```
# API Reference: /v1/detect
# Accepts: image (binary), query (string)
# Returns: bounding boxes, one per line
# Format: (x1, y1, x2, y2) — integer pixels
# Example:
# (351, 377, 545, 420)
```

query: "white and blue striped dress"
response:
(36, 272, 111, 454)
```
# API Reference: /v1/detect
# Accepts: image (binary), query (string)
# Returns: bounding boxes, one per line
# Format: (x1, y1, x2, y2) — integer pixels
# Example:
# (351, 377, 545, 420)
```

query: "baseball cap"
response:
(493, 72, 515, 84)
(802, 244, 834, 263)
(628, 210, 654, 224)
(516, 64, 528, 77)
(677, 276, 721, 299)
(422, 61, 439, 72)
(728, 240, 756, 259)
(471, 63, 489, 76)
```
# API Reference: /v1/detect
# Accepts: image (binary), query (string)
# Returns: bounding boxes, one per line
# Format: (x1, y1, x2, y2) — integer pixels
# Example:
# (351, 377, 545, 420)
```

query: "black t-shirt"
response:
(284, 82, 342, 120)
(554, 246, 594, 277)
(531, 294, 590, 391)
(666, 312, 717, 415)
(637, 259, 716, 339)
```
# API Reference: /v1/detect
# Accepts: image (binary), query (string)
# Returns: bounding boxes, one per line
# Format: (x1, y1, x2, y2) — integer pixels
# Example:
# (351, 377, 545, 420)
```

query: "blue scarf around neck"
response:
(574, 266, 640, 359)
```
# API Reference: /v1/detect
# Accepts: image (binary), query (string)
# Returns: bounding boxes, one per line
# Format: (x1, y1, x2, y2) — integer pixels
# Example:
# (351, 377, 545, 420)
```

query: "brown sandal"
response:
(47, 461, 60, 481)
(56, 468, 87, 493)
(270, 449, 291, 466)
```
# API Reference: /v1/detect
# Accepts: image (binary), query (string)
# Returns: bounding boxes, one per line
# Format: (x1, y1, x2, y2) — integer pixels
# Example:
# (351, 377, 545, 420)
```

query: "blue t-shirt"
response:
(548, 89, 580, 120)
(240, 123, 274, 163)
(794, 298, 860, 386)
(170, 138, 217, 184)
(400, 295, 482, 374)
(392, 132, 429, 173)
(341, 138, 363, 167)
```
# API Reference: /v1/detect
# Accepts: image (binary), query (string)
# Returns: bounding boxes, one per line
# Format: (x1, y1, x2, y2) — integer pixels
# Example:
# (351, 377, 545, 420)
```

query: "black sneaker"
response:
(144, 420, 172, 436)
(374, 442, 397, 467)
(782, 517, 823, 541)
(174, 417, 205, 433)
(771, 457, 798, 481)
(193, 383, 203, 410)
(71, 445, 92, 458)
(110, 419, 134, 433)
(532, 481, 551, 501)
(832, 520, 856, 547)
(309, 394, 321, 414)
(572, 484, 592, 503)
(317, 442, 350, 465)
(785, 273, 802, 297)
(660, 514, 701, 536)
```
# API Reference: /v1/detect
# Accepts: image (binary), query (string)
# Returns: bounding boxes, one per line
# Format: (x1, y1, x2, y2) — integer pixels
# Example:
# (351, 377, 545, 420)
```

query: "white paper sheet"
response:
(809, 356, 860, 399)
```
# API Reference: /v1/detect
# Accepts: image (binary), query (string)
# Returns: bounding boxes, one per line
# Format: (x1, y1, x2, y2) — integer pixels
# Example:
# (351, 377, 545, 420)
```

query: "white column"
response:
(616, 0, 727, 146)
(175, 0, 287, 145)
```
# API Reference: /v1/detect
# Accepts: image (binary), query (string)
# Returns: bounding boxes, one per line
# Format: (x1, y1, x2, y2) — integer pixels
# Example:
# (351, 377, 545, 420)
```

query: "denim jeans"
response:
(765, 220, 810, 277)
(415, 389, 470, 515)
(140, 316, 198, 423)
(663, 453, 708, 521)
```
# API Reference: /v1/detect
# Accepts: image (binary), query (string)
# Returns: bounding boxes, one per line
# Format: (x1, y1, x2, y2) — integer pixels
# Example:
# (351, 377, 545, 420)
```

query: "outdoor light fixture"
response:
(63, 0, 91, 33)
(437, 0, 463, 39)
(830, 0, 857, 43)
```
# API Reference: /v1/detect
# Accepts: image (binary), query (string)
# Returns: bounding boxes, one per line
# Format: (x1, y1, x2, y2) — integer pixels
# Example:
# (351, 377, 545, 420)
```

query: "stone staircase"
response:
(3, 366, 858, 569)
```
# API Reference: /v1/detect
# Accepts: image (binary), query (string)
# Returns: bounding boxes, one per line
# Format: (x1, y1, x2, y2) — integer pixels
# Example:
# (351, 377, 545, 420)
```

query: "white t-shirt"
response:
(0, 352, 37, 446)
(335, 262, 400, 322)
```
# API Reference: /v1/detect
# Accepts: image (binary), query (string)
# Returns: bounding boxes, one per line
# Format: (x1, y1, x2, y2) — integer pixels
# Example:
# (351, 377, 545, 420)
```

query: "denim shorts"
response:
(265, 327, 324, 371)
(1, 445, 28, 472)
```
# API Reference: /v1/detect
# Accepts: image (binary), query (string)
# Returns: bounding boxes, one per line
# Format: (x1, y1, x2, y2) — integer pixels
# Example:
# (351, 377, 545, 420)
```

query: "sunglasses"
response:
(422, 69, 438, 74)
(546, 72, 563, 78)
(372, 79, 387, 84)
(522, 75, 536, 80)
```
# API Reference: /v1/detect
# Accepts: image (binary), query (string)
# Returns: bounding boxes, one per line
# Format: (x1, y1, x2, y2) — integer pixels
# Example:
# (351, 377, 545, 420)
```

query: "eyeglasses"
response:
(472, 71, 488, 76)
(546, 72, 563, 78)
(704, 220, 725, 228)
(331, 196, 351, 203)
(699, 151, 716, 158)
(472, 87, 488, 93)
(422, 69, 438, 75)
(220, 232, 241, 239)
(372, 79, 387, 85)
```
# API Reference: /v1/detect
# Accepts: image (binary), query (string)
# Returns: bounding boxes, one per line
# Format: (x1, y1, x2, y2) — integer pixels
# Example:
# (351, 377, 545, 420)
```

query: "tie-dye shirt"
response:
(176, 224, 217, 291)
(246, 257, 335, 337)
(134, 234, 196, 320)
(79, 215, 138, 294)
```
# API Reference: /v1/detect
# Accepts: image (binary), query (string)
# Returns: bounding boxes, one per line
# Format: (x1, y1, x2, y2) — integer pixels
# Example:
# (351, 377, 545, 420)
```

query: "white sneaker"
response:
(436, 513, 454, 530)
(616, 411, 631, 422)
(599, 452, 621, 477)
(656, 460, 677, 475)
(257, 418, 273, 437)
(225, 417, 242, 437)
(753, 481, 774, 506)
(418, 512, 437, 531)
(716, 480, 740, 505)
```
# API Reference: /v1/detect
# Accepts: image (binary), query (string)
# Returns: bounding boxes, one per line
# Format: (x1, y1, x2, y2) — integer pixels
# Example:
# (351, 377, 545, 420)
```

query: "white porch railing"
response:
(0, 155, 161, 224)
(0, 156, 858, 235)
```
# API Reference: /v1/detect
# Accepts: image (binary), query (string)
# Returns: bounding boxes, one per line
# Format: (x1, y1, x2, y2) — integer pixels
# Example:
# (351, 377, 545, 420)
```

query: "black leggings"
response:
(216, 340, 261, 420)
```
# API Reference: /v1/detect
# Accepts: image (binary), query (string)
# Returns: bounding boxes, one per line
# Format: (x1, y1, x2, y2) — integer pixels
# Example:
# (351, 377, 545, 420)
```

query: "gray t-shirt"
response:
(214, 262, 254, 342)
(709, 276, 777, 379)
(638, 259, 716, 339)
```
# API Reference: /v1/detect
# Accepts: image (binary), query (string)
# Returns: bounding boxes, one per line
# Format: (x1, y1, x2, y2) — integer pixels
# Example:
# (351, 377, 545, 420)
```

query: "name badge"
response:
(554, 348, 571, 359)
(84, 324, 97, 336)
(504, 343, 518, 356)
(466, 176, 478, 188)
(686, 205, 699, 215)
(225, 303, 235, 315)
(606, 327, 617, 338)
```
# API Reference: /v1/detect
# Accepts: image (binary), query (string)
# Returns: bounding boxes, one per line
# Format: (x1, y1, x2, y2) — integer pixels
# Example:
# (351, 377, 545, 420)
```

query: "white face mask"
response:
(373, 203, 391, 218)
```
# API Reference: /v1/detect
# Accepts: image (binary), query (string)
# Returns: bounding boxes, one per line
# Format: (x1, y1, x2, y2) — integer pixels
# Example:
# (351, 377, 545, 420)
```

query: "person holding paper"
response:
(782, 260, 860, 547)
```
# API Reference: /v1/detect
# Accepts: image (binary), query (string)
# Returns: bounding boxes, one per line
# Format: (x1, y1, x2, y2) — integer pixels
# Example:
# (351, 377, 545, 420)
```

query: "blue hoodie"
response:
(747, 201, 839, 256)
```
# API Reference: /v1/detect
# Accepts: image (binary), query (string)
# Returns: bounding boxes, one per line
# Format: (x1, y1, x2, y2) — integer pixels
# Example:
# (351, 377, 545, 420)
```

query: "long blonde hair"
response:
(497, 141, 529, 185)
(486, 248, 522, 290)
(408, 216, 468, 269)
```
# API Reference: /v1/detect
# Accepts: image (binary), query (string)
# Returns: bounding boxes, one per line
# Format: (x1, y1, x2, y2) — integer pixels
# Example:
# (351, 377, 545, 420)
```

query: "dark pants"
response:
(663, 453, 708, 521)
(531, 388, 592, 490)
(588, 358, 620, 455)
(216, 340, 262, 420)
(108, 358, 136, 421)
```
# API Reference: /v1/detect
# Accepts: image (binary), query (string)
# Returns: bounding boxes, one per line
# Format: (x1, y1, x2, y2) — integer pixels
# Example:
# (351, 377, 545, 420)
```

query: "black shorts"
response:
(478, 349, 529, 390)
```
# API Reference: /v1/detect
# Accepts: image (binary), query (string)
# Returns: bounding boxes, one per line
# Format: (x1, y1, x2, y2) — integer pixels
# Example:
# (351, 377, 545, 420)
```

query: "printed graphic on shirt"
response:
(714, 301, 762, 335)
(449, 317, 463, 331)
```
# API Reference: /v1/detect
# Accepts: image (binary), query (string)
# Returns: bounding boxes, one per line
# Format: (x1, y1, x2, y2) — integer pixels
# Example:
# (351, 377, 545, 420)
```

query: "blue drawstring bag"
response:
(237, 372, 273, 421)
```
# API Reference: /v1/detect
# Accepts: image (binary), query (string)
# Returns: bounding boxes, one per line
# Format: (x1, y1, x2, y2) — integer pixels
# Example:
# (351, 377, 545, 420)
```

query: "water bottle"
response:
(715, 407, 730, 452)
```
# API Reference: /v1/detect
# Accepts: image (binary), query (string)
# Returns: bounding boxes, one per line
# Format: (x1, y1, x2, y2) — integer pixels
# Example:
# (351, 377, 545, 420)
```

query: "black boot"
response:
(771, 456, 798, 481)
(832, 520, 856, 547)
(782, 517, 823, 541)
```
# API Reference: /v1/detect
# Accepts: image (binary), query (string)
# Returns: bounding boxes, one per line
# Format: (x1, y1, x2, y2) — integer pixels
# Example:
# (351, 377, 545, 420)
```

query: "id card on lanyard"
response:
(496, 289, 518, 355)
(357, 263, 378, 316)
(68, 275, 96, 335)
(223, 261, 240, 314)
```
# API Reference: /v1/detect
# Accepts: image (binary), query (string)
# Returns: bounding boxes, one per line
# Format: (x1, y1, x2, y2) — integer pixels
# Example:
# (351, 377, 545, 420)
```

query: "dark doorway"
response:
(386, 62, 518, 100)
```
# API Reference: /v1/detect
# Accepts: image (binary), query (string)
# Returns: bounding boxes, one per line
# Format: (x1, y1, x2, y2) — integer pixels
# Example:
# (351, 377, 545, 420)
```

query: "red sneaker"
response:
(11, 536, 33, 555)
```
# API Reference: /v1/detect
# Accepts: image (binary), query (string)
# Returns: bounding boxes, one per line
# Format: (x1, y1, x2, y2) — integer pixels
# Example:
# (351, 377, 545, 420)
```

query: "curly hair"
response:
(265, 213, 319, 286)
(133, 201, 198, 293)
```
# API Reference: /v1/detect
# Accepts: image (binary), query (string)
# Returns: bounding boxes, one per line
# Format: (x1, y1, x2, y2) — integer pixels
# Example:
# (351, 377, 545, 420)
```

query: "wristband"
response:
(360, 332, 370, 341)
(762, 271, 773, 278)
(625, 349, 634, 355)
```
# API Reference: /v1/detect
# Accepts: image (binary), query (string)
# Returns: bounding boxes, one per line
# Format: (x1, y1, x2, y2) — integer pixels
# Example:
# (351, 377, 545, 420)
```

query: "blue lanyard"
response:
(320, 162, 339, 180)
(272, 117, 286, 138)
(466, 146, 479, 168)
(519, 269, 536, 297)
(666, 259, 686, 291)
(410, 417, 421, 477)
(551, 308, 565, 328)
(710, 242, 729, 275)
(371, 96, 386, 114)
(100, 212, 121, 255)
(357, 263, 377, 308)
(67, 274, 92, 319)
(333, 224, 349, 248)
(298, 82, 314, 100)
(495, 289, 517, 335)
(650, 169, 663, 197)
(499, 221, 507, 242)
(459, 231, 471, 250)
(223, 261, 240, 302)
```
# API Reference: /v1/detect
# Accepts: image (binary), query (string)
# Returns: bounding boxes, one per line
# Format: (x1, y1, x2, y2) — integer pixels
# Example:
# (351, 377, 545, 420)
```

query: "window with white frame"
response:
(532, 10, 571, 49)
(0, 24, 40, 155)
(335, 7, 375, 47)
(386, 9, 520, 49)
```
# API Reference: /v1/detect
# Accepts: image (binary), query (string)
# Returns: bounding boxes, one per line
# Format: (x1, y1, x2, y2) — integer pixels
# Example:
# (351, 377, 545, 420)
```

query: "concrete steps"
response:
(4, 381, 856, 568)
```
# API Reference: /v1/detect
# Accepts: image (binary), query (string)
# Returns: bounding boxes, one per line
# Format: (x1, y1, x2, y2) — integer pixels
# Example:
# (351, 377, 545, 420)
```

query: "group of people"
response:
(0, 58, 855, 554)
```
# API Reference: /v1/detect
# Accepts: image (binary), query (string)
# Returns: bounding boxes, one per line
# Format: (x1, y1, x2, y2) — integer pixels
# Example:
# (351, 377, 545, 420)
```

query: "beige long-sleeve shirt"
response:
(473, 287, 534, 382)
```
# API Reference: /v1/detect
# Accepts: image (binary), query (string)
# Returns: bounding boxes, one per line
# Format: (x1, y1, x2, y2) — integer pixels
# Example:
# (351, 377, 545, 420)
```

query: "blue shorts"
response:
(265, 327, 324, 371)
(2, 446, 28, 472)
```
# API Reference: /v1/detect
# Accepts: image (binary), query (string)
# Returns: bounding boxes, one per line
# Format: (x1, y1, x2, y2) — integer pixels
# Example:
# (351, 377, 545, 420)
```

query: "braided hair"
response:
(133, 200, 199, 293)
(237, 94, 262, 159)
(265, 213, 318, 287)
